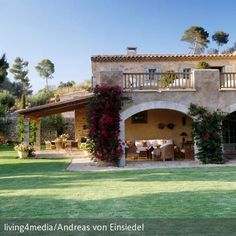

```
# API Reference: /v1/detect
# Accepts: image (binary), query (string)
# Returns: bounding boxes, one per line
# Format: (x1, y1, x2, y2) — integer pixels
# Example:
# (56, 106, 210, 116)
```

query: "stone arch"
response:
(121, 101, 190, 121)
(119, 101, 191, 167)
(224, 103, 236, 114)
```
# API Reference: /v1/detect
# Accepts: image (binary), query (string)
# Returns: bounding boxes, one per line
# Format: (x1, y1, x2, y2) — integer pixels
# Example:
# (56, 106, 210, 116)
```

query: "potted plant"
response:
(80, 138, 95, 157)
(59, 133, 69, 141)
(14, 143, 33, 159)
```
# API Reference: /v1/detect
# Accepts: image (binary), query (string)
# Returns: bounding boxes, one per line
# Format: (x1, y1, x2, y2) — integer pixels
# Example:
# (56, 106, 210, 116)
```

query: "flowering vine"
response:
(188, 103, 225, 164)
(87, 85, 123, 165)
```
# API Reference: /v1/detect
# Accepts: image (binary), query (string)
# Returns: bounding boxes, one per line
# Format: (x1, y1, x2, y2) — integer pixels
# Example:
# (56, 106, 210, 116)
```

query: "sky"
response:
(1, 0, 236, 93)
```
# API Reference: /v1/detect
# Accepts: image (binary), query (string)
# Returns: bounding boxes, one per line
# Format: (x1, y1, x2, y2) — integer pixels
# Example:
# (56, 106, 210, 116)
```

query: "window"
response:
(131, 111, 148, 124)
(145, 67, 160, 81)
(183, 68, 191, 79)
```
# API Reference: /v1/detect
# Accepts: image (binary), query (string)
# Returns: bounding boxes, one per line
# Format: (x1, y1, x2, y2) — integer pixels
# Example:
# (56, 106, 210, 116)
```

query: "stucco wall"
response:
(125, 109, 192, 147)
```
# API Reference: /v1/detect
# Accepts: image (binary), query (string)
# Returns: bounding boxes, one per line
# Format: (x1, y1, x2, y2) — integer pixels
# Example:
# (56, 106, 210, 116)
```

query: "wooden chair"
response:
(50, 141, 56, 150)
(55, 141, 62, 151)
(45, 141, 51, 150)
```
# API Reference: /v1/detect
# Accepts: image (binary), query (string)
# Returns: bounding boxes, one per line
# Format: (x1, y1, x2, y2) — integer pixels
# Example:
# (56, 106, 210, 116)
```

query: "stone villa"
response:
(19, 48, 236, 166)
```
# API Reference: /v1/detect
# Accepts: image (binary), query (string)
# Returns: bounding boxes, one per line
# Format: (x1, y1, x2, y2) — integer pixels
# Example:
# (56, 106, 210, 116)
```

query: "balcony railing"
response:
(123, 72, 193, 90)
(220, 72, 236, 89)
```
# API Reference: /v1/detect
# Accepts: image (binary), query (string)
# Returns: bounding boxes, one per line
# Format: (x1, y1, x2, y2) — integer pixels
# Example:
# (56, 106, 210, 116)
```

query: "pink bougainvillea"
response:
(87, 85, 123, 165)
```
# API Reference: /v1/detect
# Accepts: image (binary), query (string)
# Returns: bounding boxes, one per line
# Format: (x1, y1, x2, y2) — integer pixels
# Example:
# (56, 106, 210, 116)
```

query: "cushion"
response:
(141, 141, 147, 147)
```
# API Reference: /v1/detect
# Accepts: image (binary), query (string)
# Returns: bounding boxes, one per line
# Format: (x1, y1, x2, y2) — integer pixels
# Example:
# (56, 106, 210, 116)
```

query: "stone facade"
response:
(91, 53, 236, 166)
(92, 55, 236, 87)
(2, 115, 76, 144)
(75, 106, 89, 142)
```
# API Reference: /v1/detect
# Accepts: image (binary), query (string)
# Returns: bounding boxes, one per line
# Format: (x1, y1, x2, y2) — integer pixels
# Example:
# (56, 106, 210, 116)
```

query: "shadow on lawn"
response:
(1, 161, 236, 191)
(1, 190, 236, 218)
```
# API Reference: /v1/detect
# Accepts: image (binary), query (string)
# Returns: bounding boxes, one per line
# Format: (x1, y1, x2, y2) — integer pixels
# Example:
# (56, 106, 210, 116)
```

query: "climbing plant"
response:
(29, 120, 37, 145)
(87, 85, 123, 165)
(188, 103, 225, 164)
(16, 115, 25, 143)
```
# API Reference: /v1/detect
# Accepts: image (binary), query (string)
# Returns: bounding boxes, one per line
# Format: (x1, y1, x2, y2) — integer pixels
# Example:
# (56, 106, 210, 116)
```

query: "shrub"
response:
(29, 89, 54, 107)
(0, 90, 15, 111)
(80, 138, 95, 154)
(14, 143, 33, 152)
(188, 103, 225, 164)
(41, 114, 65, 136)
(195, 61, 211, 69)
(160, 70, 178, 88)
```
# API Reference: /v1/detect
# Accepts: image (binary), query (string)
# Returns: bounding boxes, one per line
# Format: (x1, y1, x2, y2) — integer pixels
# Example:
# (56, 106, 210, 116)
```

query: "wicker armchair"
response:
(160, 143, 174, 161)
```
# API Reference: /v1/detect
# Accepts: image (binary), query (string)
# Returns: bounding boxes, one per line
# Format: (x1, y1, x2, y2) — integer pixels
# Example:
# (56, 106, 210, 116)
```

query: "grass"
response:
(1, 145, 236, 220)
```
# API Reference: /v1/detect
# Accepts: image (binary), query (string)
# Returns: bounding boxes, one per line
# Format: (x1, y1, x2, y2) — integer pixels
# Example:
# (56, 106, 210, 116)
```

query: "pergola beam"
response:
(16, 95, 92, 150)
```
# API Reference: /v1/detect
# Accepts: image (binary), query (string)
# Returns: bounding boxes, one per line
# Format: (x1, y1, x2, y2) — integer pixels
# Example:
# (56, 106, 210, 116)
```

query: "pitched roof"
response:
(91, 54, 236, 62)
(17, 94, 93, 119)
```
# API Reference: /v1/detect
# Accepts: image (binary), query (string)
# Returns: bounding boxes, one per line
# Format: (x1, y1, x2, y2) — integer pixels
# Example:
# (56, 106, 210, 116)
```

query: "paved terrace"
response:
(36, 150, 236, 171)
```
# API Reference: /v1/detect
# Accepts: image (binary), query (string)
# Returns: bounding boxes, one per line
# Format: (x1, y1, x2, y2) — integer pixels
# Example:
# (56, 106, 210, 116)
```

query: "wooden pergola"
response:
(17, 94, 93, 150)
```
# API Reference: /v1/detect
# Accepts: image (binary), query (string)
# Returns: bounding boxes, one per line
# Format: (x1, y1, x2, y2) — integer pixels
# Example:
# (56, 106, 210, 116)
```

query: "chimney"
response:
(126, 47, 137, 55)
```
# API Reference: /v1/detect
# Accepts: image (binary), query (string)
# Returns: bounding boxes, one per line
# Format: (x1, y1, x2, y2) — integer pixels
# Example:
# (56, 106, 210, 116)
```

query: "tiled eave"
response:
(91, 54, 236, 62)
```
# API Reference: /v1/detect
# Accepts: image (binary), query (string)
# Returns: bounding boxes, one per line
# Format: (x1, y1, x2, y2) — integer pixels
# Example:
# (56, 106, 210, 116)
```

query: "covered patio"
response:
(17, 94, 93, 151)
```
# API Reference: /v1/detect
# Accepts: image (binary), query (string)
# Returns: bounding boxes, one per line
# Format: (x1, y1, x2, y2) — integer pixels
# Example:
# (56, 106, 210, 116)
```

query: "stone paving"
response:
(35, 150, 236, 171)
(67, 156, 236, 172)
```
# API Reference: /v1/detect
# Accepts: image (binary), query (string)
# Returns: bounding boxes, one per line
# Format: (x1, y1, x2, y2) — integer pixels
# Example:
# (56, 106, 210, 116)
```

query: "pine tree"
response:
(35, 59, 55, 90)
(181, 26, 210, 54)
(10, 57, 31, 109)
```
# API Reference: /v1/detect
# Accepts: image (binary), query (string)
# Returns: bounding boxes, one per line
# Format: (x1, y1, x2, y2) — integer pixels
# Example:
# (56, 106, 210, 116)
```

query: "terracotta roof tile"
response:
(91, 54, 236, 62)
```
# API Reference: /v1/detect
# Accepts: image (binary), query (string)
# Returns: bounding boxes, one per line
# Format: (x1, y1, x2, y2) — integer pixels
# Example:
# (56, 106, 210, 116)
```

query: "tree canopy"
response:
(29, 89, 54, 107)
(0, 90, 15, 111)
(181, 26, 210, 54)
(212, 31, 229, 52)
(0, 54, 9, 85)
(222, 42, 236, 54)
(35, 59, 55, 90)
(10, 57, 31, 109)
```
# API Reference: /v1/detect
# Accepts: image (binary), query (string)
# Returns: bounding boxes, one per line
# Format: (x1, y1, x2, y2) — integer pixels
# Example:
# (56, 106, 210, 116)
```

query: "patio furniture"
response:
(45, 141, 51, 150)
(71, 141, 79, 150)
(45, 140, 56, 150)
(160, 141, 174, 161)
(55, 141, 62, 151)
(64, 140, 79, 152)
(153, 148, 161, 160)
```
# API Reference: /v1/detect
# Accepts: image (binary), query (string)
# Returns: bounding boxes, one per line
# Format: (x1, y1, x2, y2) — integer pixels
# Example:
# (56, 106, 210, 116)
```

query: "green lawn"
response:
(1, 145, 236, 219)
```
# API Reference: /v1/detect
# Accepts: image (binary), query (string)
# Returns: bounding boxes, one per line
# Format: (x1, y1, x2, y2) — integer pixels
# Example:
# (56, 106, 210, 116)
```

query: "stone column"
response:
(193, 138, 199, 161)
(119, 119, 126, 167)
(35, 119, 41, 151)
(23, 118, 30, 145)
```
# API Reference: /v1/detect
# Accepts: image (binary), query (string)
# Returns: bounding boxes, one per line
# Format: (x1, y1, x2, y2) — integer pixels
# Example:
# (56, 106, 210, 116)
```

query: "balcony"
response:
(123, 72, 193, 91)
(220, 72, 236, 89)
(123, 72, 236, 91)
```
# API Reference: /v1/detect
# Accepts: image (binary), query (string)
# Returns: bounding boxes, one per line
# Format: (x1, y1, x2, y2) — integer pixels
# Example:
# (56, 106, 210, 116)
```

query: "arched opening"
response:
(223, 111, 236, 158)
(123, 107, 194, 162)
